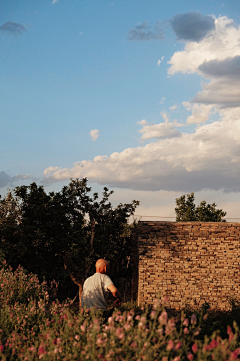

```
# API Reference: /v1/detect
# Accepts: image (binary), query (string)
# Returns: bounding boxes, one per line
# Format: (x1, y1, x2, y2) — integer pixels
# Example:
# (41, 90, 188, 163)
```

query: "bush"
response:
(1, 263, 240, 360)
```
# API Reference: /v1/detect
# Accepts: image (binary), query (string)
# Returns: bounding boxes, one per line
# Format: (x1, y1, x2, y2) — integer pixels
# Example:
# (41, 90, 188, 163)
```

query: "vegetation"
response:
(0, 178, 139, 300)
(175, 192, 226, 222)
(1, 263, 240, 361)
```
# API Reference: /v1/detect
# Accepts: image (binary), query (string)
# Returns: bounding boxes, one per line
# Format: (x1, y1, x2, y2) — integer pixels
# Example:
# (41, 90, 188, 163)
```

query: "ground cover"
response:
(0, 263, 240, 361)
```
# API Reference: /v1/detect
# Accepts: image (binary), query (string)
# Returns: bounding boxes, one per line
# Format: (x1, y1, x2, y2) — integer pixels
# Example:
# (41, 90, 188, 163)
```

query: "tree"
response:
(0, 178, 139, 301)
(175, 192, 226, 222)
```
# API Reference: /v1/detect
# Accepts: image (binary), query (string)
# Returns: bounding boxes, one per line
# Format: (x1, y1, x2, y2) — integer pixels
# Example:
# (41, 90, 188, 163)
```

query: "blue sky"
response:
(1, 0, 240, 220)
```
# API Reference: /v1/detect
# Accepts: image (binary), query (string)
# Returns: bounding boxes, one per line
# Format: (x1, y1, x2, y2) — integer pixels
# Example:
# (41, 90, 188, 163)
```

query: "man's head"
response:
(95, 259, 110, 275)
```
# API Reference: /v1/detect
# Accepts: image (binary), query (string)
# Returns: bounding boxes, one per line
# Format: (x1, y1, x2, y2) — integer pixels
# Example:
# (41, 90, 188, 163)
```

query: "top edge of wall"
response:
(137, 221, 240, 225)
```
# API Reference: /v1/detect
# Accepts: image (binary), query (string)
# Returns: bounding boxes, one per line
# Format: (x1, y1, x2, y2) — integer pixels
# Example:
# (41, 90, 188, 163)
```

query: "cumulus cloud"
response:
(139, 123, 182, 140)
(43, 109, 240, 193)
(190, 56, 240, 108)
(89, 129, 99, 141)
(183, 102, 214, 124)
(42, 13, 240, 194)
(52, 0, 59, 4)
(168, 15, 240, 111)
(168, 16, 240, 75)
(199, 55, 240, 80)
(138, 115, 182, 140)
(170, 12, 215, 42)
(127, 21, 164, 41)
(0, 21, 26, 36)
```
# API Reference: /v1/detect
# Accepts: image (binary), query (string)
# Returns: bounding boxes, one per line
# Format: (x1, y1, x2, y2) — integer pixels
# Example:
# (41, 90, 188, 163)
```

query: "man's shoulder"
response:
(94, 273, 113, 285)
(84, 273, 113, 285)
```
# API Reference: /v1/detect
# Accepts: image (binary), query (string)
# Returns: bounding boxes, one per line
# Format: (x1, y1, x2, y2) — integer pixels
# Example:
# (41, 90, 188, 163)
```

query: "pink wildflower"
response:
(108, 316, 114, 324)
(116, 327, 124, 339)
(124, 323, 131, 331)
(96, 337, 104, 346)
(0, 345, 4, 352)
(166, 339, 174, 351)
(175, 342, 182, 350)
(183, 318, 189, 326)
(150, 310, 156, 318)
(206, 339, 218, 350)
(173, 357, 180, 361)
(184, 327, 189, 334)
(38, 347, 45, 355)
(230, 348, 240, 360)
(130, 341, 138, 349)
(187, 352, 194, 361)
(191, 314, 197, 325)
(158, 311, 168, 325)
(192, 343, 198, 353)
(127, 313, 132, 321)
(194, 328, 201, 336)
(75, 335, 80, 341)
(227, 326, 233, 335)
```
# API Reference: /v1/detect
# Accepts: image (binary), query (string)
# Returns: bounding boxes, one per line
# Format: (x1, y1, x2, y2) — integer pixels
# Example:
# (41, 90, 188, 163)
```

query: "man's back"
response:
(81, 273, 113, 310)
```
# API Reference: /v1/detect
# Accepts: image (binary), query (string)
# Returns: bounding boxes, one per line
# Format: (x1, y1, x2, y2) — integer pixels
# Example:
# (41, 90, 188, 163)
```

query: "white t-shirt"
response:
(81, 273, 114, 311)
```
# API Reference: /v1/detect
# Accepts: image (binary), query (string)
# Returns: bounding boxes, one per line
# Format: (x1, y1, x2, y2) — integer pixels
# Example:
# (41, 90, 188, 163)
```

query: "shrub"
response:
(1, 263, 240, 360)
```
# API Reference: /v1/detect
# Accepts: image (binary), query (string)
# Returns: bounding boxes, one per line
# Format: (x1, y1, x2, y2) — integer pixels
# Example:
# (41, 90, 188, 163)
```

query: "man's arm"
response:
(107, 284, 122, 301)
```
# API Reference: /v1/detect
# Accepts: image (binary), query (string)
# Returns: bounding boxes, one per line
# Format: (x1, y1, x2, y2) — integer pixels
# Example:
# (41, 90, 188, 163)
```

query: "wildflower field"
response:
(1, 263, 240, 361)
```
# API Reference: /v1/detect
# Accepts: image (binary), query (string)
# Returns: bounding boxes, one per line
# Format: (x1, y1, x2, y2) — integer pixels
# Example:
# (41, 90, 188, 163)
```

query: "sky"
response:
(1, 0, 240, 221)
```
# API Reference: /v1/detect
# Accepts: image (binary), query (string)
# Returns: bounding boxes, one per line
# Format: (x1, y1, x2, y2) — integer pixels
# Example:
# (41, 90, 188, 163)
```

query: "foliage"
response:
(175, 192, 226, 222)
(0, 178, 139, 298)
(1, 264, 240, 361)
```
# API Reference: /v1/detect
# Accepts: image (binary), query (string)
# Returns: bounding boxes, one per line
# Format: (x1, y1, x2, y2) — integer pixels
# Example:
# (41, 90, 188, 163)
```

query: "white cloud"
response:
(42, 14, 240, 197)
(52, 0, 59, 4)
(183, 102, 214, 124)
(193, 56, 240, 108)
(89, 129, 100, 141)
(168, 16, 240, 75)
(168, 15, 240, 120)
(137, 119, 148, 126)
(157, 56, 164, 66)
(138, 112, 182, 140)
(43, 166, 61, 176)
(139, 123, 182, 140)
(43, 109, 240, 193)
(169, 105, 177, 110)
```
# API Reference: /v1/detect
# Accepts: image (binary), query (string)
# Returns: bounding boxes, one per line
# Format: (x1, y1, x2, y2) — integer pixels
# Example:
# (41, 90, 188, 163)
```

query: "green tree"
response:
(175, 192, 226, 222)
(0, 178, 139, 300)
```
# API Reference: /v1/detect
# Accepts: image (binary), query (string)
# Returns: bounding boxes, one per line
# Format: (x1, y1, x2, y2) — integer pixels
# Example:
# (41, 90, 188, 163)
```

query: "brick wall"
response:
(131, 221, 240, 310)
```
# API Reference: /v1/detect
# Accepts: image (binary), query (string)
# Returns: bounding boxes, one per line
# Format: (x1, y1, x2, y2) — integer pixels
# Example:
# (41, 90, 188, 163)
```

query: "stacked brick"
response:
(131, 221, 240, 310)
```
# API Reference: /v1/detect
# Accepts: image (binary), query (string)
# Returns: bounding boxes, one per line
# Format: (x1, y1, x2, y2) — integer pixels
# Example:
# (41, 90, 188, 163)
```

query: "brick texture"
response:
(131, 221, 240, 310)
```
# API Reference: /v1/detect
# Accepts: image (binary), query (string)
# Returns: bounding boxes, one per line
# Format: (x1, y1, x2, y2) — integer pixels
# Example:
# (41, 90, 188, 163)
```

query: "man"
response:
(81, 259, 121, 312)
